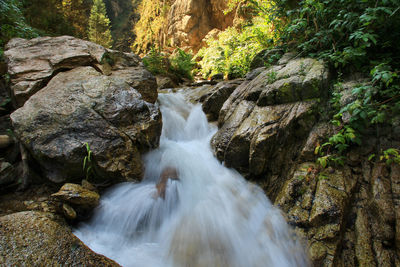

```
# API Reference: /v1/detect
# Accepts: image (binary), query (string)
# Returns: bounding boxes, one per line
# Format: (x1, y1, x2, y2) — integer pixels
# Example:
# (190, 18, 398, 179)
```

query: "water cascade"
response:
(74, 92, 309, 267)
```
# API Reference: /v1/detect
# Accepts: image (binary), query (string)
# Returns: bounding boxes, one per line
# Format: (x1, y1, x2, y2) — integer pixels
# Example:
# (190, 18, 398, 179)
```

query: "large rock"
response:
(167, 0, 236, 52)
(202, 79, 243, 121)
(4, 36, 157, 107)
(0, 211, 119, 266)
(212, 55, 329, 181)
(11, 65, 161, 183)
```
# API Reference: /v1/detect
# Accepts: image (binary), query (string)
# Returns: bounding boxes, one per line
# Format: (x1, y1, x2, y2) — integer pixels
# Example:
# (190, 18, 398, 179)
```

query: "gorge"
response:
(1, 0, 400, 266)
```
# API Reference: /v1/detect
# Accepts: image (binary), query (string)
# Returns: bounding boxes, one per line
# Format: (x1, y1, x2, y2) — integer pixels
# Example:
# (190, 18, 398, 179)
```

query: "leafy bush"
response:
(0, 0, 39, 49)
(196, 24, 270, 79)
(170, 48, 196, 80)
(143, 46, 195, 81)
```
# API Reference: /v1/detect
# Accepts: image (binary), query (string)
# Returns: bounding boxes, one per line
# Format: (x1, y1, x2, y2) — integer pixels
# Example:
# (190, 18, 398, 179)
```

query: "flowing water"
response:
(74, 92, 309, 267)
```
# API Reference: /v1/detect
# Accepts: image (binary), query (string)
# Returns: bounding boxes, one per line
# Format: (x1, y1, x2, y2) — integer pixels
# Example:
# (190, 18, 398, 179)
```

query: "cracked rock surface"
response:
(7, 37, 162, 184)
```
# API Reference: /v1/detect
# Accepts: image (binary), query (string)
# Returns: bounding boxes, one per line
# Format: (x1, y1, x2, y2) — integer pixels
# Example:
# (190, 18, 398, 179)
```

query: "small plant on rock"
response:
(83, 142, 94, 180)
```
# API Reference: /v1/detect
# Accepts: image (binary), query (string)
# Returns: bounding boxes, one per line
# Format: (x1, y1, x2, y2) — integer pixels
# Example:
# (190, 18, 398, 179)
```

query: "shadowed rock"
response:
(0, 211, 119, 266)
(11, 65, 162, 183)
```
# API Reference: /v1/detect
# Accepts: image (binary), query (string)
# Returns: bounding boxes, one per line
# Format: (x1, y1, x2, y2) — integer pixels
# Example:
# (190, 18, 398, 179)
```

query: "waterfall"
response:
(74, 92, 309, 267)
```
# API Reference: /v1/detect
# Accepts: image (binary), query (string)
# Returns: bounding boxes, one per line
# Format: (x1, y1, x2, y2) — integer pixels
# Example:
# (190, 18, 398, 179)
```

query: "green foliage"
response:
(142, 46, 171, 76)
(143, 46, 195, 81)
(0, 0, 39, 49)
(83, 142, 94, 180)
(22, 0, 79, 37)
(170, 48, 196, 81)
(380, 148, 400, 165)
(197, 26, 268, 79)
(88, 0, 113, 48)
(282, 0, 400, 70)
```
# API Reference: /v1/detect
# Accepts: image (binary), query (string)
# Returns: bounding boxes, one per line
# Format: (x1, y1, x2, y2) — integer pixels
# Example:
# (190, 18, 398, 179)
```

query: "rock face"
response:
(167, 0, 236, 52)
(5, 36, 157, 107)
(208, 57, 400, 265)
(0, 211, 119, 266)
(212, 55, 329, 183)
(7, 36, 162, 183)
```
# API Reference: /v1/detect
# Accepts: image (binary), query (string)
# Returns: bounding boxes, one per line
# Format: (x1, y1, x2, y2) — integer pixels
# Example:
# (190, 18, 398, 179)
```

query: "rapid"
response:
(74, 92, 309, 267)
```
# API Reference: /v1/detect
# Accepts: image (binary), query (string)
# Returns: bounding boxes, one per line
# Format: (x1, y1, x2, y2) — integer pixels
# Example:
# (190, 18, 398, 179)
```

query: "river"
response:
(74, 92, 309, 267)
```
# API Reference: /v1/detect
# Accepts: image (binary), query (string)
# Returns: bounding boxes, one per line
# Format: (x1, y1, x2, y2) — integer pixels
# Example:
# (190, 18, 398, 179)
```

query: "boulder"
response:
(202, 79, 243, 121)
(212, 55, 329, 178)
(4, 36, 157, 107)
(11, 66, 162, 183)
(156, 75, 177, 89)
(51, 183, 100, 209)
(0, 211, 119, 266)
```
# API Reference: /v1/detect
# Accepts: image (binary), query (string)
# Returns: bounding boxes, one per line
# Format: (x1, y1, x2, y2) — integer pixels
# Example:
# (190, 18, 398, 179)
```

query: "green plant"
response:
(142, 46, 170, 76)
(266, 70, 277, 84)
(143, 46, 195, 81)
(83, 142, 94, 180)
(0, 0, 39, 48)
(170, 48, 195, 80)
(380, 148, 400, 165)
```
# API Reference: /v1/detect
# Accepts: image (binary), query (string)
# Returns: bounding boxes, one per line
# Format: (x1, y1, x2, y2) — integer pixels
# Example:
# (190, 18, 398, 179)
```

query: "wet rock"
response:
(81, 179, 97, 192)
(300, 123, 336, 161)
(202, 79, 243, 121)
(62, 203, 77, 220)
(11, 66, 161, 183)
(0, 211, 119, 266)
(355, 209, 375, 266)
(4, 36, 156, 106)
(0, 161, 16, 186)
(245, 67, 266, 80)
(156, 75, 177, 89)
(51, 183, 100, 209)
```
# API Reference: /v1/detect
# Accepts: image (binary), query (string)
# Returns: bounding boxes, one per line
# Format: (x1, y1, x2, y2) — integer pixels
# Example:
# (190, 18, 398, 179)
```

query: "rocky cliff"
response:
(167, 0, 236, 52)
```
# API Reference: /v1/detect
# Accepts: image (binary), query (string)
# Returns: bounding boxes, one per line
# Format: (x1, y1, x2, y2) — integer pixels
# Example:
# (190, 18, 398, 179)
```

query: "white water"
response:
(74, 93, 309, 267)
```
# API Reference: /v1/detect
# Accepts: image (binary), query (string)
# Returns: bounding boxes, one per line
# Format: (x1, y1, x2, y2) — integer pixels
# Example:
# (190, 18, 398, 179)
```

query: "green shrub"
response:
(170, 48, 195, 80)
(196, 24, 271, 79)
(142, 46, 171, 76)
(0, 0, 39, 48)
(142, 46, 195, 81)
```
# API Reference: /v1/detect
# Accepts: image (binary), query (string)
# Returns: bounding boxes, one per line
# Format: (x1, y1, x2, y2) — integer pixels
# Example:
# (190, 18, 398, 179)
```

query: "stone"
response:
(51, 183, 100, 209)
(156, 75, 177, 89)
(0, 161, 16, 186)
(62, 203, 77, 220)
(0, 211, 118, 266)
(4, 36, 156, 107)
(11, 66, 161, 183)
(81, 179, 97, 192)
(202, 79, 243, 121)
(355, 209, 375, 266)
(245, 67, 266, 80)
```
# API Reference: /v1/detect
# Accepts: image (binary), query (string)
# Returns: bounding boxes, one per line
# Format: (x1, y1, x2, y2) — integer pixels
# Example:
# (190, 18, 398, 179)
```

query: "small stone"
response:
(62, 203, 77, 220)
(51, 183, 100, 208)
